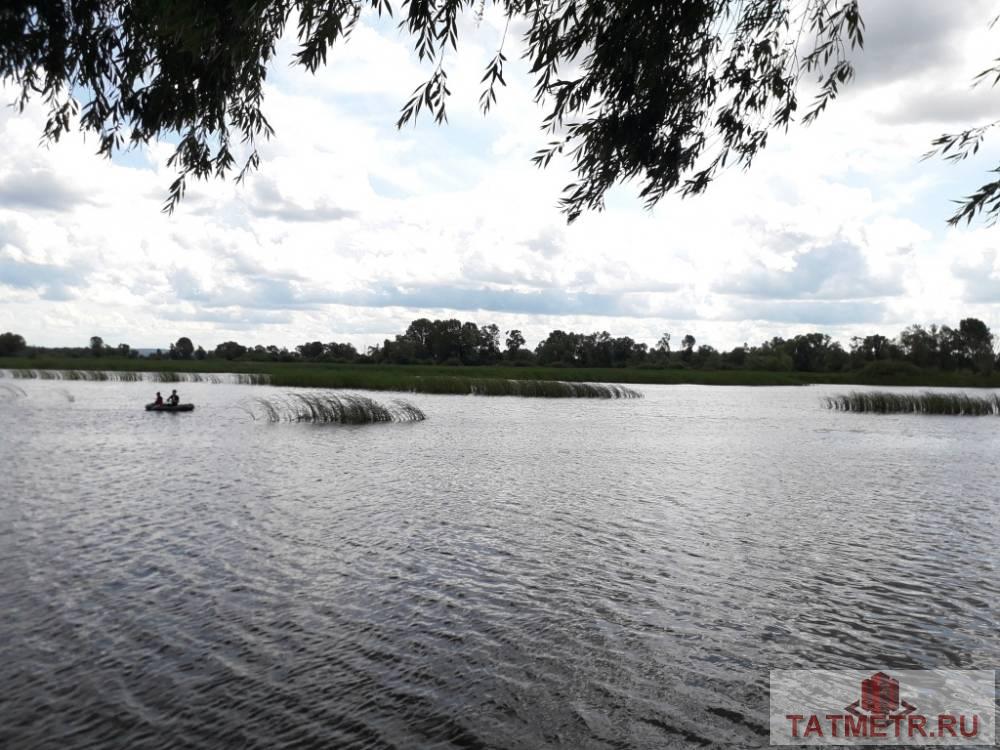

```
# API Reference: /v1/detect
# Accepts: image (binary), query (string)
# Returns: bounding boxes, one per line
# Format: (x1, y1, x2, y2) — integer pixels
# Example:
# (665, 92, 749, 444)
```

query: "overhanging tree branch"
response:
(0, 0, 866, 220)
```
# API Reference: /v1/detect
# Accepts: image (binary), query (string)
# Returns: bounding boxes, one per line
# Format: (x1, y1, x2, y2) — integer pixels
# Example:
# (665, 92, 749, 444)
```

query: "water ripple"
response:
(0, 381, 997, 748)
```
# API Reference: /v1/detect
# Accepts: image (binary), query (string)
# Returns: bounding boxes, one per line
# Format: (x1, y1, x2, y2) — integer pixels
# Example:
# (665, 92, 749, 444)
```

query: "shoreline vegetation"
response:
(4, 315, 1000, 394)
(0, 363, 644, 398)
(827, 391, 1000, 415)
(5, 317, 1000, 393)
(0, 368, 271, 384)
(4, 357, 1000, 391)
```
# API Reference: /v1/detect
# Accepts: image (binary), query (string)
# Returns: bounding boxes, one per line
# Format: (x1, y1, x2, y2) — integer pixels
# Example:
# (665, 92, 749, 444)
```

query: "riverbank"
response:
(4, 356, 1000, 391)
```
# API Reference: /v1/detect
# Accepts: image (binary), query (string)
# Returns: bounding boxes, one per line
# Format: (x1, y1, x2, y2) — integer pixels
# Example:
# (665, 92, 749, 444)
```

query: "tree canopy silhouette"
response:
(2, 0, 866, 219)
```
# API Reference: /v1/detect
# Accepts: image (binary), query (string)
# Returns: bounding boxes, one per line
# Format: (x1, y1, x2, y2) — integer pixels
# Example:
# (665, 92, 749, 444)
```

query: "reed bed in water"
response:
(271, 373, 643, 398)
(826, 391, 1000, 415)
(0, 367, 633, 397)
(0, 369, 268, 385)
(463, 379, 641, 398)
(243, 393, 426, 424)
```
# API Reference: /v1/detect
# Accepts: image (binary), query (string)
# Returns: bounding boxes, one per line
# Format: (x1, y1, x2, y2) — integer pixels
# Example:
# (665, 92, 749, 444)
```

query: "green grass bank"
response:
(4, 356, 1000, 391)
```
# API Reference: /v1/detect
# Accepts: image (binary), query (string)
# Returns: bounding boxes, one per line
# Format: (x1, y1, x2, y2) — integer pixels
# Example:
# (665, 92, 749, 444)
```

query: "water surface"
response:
(1, 381, 997, 748)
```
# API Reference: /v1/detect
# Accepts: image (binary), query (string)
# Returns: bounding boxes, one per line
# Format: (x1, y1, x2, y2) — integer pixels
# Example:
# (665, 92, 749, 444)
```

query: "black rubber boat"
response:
(145, 403, 195, 412)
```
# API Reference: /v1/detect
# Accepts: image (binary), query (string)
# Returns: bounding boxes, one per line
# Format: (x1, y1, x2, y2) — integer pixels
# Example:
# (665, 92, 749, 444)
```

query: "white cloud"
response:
(2, 1, 1000, 351)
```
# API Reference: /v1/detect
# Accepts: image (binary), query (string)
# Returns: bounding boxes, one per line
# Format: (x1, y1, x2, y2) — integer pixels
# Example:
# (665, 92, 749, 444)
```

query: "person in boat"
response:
(153, 392, 164, 406)
(167, 390, 180, 406)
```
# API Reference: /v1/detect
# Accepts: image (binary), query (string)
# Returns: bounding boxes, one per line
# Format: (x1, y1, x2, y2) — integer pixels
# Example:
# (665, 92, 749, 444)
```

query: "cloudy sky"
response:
(3, 0, 1000, 352)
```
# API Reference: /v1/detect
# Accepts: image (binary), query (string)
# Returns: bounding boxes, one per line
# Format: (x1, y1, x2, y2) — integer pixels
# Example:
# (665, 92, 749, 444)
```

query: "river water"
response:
(1, 380, 997, 748)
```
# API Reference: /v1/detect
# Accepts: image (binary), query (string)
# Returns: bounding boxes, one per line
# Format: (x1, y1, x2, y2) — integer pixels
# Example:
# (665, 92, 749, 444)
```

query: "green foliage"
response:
(0, 362, 637, 396)
(245, 344, 299, 362)
(215, 341, 248, 360)
(373, 318, 504, 365)
(258, 362, 817, 389)
(173, 337, 195, 360)
(893, 320, 995, 373)
(0, 0, 863, 219)
(296, 341, 325, 359)
(265, 367, 642, 397)
(505, 329, 526, 355)
(0, 332, 26, 356)
(534, 330, 647, 367)
(425, 378, 641, 398)
(827, 391, 1000, 416)
(924, 88, 1000, 224)
(857, 360, 922, 378)
(7, 316, 1000, 385)
(10, 355, 1000, 390)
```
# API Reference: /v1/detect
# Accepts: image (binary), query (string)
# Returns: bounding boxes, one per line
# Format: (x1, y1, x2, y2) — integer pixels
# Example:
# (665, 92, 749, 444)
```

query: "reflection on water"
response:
(1, 381, 997, 748)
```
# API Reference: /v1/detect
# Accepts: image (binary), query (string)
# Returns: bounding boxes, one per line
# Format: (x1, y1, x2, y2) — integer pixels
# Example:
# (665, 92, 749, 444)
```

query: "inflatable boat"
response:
(145, 403, 195, 412)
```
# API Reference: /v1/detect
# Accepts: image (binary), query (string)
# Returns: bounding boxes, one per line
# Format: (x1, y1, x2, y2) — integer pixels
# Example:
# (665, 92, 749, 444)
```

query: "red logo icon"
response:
(845, 672, 916, 718)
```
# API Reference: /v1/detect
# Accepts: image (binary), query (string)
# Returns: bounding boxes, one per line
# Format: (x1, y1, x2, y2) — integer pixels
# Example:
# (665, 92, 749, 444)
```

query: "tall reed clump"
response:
(264, 369, 642, 397)
(0, 369, 269, 385)
(826, 391, 1000, 415)
(63, 370, 112, 381)
(399, 377, 643, 398)
(146, 371, 267, 384)
(243, 393, 426, 424)
(112, 371, 144, 382)
(465, 379, 642, 398)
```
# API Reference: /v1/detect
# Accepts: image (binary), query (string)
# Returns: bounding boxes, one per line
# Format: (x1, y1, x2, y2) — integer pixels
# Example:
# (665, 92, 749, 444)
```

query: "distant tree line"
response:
(0, 332, 26, 356)
(2, 317, 999, 374)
